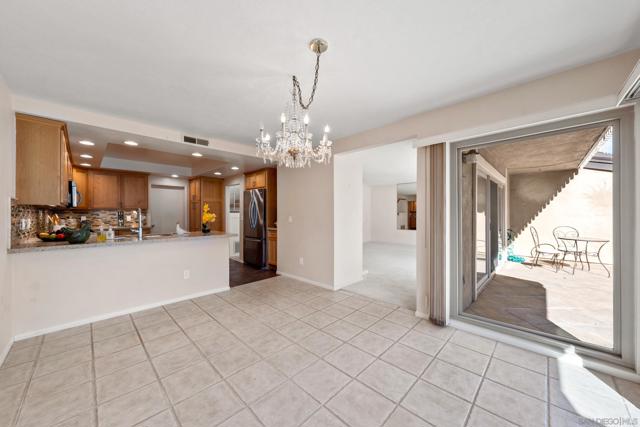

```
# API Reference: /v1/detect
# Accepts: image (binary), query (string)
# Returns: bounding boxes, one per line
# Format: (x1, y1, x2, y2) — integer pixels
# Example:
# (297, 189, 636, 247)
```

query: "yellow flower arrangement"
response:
(202, 203, 217, 225)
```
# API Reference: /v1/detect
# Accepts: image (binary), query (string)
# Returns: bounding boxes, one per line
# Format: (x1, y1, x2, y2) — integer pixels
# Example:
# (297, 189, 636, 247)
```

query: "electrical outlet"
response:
(126, 215, 132, 222)
(299, 257, 304, 265)
(80, 216, 87, 221)
(183, 269, 190, 280)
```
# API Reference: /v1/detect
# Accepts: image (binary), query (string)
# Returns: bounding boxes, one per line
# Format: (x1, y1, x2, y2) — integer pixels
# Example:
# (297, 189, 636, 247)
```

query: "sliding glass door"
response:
(452, 109, 635, 366)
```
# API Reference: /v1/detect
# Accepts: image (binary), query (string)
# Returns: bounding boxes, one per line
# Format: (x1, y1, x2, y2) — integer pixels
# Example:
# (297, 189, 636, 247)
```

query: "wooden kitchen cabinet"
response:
(89, 170, 121, 209)
(120, 173, 148, 209)
(15, 113, 72, 206)
(72, 167, 90, 209)
(188, 177, 224, 232)
(244, 169, 268, 190)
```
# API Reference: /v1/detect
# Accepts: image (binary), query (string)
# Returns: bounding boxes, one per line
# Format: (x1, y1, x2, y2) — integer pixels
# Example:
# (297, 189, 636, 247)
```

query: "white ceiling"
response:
(2, 1, 640, 145)
(356, 141, 417, 186)
(66, 122, 271, 178)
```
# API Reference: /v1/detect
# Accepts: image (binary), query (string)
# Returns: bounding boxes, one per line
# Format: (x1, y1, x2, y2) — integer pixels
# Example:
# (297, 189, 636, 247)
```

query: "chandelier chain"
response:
(292, 53, 320, 110)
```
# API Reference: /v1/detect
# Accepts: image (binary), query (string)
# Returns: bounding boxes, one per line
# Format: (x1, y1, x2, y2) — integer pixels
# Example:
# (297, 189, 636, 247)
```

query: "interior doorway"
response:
(334, 140, 418, 310)
(225, 184, 241, 258)
(149, 184, 186, 234)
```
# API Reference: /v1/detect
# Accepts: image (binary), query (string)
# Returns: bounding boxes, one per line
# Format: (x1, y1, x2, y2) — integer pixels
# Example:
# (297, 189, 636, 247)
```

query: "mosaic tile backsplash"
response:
(11, 203, 148, 244)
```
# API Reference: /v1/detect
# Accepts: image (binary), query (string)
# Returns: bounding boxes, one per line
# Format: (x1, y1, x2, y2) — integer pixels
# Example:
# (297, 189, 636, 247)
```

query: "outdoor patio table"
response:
(557, 236, 610, 278)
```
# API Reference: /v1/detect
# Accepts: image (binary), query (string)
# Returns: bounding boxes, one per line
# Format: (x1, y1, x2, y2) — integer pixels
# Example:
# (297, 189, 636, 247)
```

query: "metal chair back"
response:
(553, 226, 579, 252)
(530, 226, 541, 248)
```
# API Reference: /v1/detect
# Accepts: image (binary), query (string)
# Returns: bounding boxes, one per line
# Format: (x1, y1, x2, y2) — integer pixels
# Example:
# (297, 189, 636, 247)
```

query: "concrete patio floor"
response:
(465, 260, 613, 349)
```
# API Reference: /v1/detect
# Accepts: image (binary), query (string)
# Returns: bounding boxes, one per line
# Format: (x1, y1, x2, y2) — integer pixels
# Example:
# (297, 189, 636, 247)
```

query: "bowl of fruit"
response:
(37, 231, 67, 242)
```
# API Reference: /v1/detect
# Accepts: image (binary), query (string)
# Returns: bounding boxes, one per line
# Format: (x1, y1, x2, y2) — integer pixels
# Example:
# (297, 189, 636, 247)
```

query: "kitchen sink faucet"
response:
(130, 208, 144, 240)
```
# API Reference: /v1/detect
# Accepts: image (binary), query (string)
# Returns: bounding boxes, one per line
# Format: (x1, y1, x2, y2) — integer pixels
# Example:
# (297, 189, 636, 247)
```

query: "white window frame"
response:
(447, 107, 636, 368)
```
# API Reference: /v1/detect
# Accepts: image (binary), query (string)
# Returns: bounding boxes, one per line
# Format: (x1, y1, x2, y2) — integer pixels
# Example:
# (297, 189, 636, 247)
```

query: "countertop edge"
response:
(9, 232, 235, 254)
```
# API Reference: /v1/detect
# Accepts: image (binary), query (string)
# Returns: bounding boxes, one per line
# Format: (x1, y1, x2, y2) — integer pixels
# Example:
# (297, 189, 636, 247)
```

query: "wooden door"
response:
(121, 174, 148, 209)
(90, 171, 121, 209)
(72, 168, 90, 209)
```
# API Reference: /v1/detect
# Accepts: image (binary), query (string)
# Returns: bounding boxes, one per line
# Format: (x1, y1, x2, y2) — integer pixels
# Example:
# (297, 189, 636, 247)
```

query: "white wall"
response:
(363, 184, 372, 243)
(369, 184, 416, 245)
(277, 163, 334, 287)
(11, 237, 230, 338)
(148, 175, 189, 231)
(0, 76, 14, 362)
(334, 154, 363, 288)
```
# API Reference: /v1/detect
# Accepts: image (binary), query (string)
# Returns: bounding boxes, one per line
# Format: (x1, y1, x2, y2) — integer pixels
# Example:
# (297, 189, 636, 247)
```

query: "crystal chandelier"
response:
(256, 38, 332, 168)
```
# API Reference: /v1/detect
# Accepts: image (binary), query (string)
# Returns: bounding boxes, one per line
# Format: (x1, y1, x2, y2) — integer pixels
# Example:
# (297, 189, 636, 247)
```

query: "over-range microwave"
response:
(68, 180, 81, 208)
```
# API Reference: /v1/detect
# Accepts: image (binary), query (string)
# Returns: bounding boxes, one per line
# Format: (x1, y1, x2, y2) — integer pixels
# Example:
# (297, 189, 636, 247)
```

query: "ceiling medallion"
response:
(256, 38, 332, 168)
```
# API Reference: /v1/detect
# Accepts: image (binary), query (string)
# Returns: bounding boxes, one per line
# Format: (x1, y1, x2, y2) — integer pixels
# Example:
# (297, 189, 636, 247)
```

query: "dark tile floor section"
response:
(229, 259, 277, 287)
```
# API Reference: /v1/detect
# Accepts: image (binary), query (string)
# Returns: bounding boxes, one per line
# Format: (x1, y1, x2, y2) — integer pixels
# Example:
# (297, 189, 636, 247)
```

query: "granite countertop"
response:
(9, 231, 234, 254)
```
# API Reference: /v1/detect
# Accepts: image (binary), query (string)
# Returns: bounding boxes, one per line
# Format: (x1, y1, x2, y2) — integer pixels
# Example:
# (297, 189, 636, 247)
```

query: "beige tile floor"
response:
(0, 275, 638, 427)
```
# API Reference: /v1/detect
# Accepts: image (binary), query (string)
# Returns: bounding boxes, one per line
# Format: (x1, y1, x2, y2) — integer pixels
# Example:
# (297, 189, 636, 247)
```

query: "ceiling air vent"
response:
(617, 59, 640, 105)
(183, 135, 210, 146)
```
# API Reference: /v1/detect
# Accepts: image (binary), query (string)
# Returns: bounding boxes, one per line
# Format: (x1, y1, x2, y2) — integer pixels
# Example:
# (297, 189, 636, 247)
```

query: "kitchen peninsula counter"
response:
(9, 231, 232, 254)
(10, 231, 232, 339)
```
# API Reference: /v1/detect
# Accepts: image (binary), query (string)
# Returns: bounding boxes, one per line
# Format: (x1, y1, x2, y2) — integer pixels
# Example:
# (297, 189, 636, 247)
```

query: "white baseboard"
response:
(13, 286, 230, 342)
(450, 319, 640, 382)
(277, 271, 334, 290)
(0, 338, 13, 366)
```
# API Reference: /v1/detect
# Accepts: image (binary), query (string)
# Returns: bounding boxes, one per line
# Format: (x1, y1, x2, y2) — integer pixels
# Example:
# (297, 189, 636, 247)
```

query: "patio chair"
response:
(553, 226, 585, 271)
(530, 226, 560, 270)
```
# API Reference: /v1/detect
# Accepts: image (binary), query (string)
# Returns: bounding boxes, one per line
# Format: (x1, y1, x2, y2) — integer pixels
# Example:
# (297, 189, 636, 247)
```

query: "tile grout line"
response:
(460, 339, 498, 427)
(130, 306, 185, 427)
(378, 323, 455, 427)
(172, 298, 268, 426)
(11, 339, 44, 427)
(90, 321, 99, 427)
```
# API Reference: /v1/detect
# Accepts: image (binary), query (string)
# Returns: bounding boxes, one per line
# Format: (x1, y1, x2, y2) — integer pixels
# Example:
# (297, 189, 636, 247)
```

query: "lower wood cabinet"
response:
(267, 229, 277, 268)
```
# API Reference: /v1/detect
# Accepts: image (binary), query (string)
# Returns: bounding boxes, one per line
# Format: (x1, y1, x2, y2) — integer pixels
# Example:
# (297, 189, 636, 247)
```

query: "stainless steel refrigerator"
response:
(243, 188, 267, 268)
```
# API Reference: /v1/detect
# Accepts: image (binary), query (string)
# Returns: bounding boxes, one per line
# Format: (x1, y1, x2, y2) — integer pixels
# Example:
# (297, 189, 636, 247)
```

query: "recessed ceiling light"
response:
(78, 140, 94, 146)
(213, 172, 222, 176)
(80, 163, 92, 167)
(171, 174, 179, 178)
(192, 152, 203, 157)
(230, 166, 239, 171)
(80, 154, 93, 159)
(124, 140, 138, 146)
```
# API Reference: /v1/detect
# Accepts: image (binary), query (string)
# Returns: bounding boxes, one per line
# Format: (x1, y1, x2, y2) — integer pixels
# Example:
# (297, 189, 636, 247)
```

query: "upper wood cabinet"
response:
(121, 173, 148, 209)
(245, 169, 268, 190)
(85, 169, 148, 210)
(15, 114, 72, 206)
(89, 170, 121, 209)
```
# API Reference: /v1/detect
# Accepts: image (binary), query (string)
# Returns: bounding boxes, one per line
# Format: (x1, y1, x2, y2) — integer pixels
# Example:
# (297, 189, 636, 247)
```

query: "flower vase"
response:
(202, 223, 210, 233)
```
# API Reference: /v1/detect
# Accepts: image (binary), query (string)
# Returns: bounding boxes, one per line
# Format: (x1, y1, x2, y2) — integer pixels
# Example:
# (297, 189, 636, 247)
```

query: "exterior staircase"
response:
(509, 168, 579, 238)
